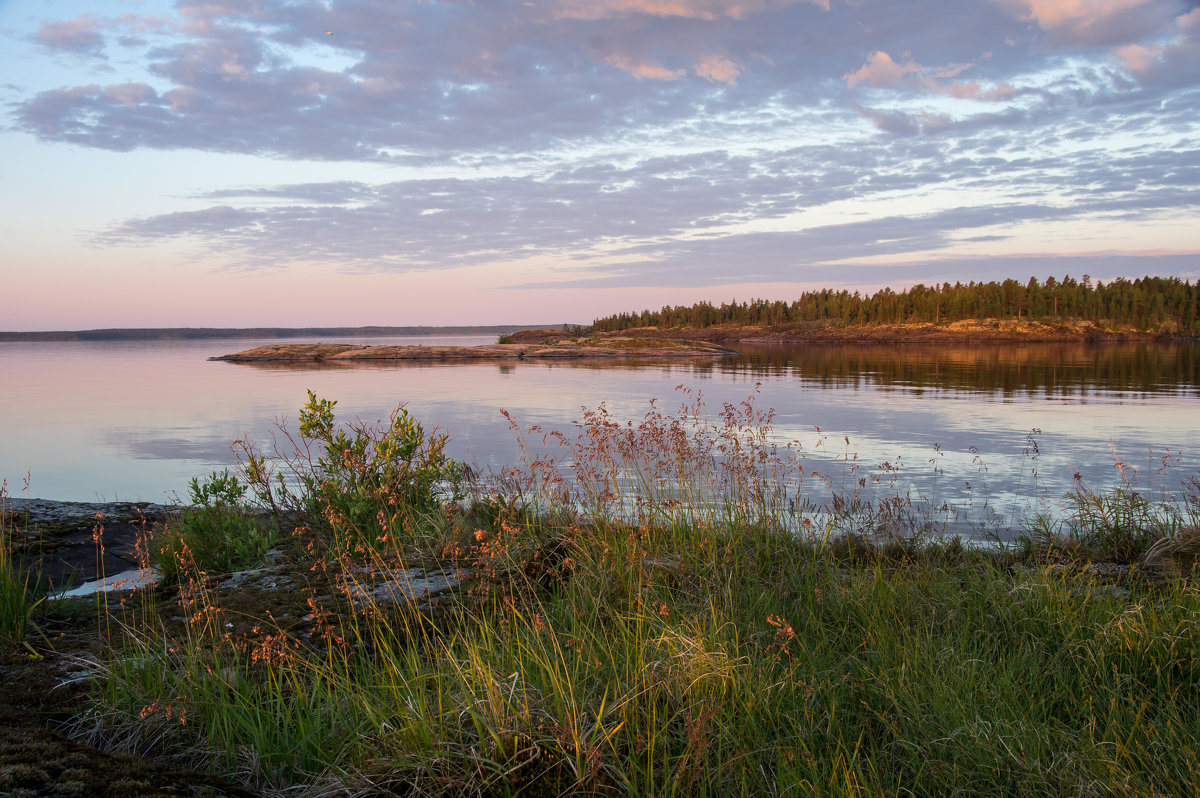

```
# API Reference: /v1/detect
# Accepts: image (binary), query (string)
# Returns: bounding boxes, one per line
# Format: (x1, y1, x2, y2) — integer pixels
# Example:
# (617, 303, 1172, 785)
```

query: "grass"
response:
(1019, 451, 1200, 566)
(9, 392, 1200, 796)
(0, 482, 43, 648)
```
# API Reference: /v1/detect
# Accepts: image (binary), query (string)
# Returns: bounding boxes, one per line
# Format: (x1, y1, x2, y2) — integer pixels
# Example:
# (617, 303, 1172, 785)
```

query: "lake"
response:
(2, 336, 1197, 537)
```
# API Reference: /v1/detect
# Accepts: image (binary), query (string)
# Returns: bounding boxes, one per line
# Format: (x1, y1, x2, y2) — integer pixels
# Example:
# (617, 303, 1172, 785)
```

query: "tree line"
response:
(591, 275, 1199, 334)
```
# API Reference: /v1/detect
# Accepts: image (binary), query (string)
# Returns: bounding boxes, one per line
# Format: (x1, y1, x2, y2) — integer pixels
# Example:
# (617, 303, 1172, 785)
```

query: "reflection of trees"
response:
(217, 342, 1200, 398)
(717, 342, 1200, 397)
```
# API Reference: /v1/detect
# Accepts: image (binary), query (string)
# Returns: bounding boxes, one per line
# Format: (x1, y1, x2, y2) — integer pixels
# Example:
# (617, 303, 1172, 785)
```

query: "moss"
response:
(0, 763, 50, 790)
(106, 778, 158, 797)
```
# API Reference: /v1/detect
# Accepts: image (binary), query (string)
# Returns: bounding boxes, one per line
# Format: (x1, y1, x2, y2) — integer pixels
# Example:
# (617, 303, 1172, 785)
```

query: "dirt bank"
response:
(596, 318, 1184, 343)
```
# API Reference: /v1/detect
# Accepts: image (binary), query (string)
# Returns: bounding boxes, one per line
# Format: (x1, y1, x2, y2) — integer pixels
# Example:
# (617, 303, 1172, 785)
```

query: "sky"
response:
(1, 0, 1198, 330)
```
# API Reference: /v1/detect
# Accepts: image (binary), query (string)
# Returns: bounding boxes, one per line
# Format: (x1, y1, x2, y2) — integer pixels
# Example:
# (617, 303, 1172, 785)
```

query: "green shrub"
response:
(238, 391, 464, 548)
(152, 469, 274, 583)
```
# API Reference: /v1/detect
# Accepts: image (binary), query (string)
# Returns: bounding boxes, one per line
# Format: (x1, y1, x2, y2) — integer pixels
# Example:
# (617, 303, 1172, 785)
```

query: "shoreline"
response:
(1, 498, 175, 592)
(210, 338, 738, 362)
(594, 319, 1194, 344)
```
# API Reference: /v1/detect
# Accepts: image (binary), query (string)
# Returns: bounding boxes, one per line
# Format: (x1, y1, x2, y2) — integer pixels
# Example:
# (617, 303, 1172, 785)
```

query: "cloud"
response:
(200, 182, 374, 204)
(34, 16, 107, 58)
(102, 82, 157, 107)
(694, 54, 742, 83)
(92, 113, 1200, 284)
(1114, 8, 1200, 85)
(845, 51, 1019, 100)
(845, 51, 923, 89)
(13, 0, 1180, 162)
(991, 0, 1183, 47)
(553, 0, 828, 21)
(596, 50, 688, 80)
(106, 206, 261, 241)
(15, 84, 169, 148)
(8, 0, 1200, 298)
(23, 0, 797, 155)
(851, 102, 957, 135)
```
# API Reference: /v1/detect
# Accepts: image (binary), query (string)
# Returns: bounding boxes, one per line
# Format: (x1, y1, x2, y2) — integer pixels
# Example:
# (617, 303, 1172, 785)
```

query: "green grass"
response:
(45, 393, 1200, 796)
(0, 488, 42, 647)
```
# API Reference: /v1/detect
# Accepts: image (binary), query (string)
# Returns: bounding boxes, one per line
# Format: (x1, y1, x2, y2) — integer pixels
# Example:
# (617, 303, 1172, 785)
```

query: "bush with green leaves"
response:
(152, 469, 275, 583)
(237, 391, 464, 547)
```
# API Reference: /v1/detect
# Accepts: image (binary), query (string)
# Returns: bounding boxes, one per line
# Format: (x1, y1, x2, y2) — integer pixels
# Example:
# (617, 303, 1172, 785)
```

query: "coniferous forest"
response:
(592, 275, 1199, 335)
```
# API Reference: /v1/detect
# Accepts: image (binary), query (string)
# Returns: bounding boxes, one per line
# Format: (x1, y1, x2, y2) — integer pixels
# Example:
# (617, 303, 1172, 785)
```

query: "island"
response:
(210, 335, 738, 362)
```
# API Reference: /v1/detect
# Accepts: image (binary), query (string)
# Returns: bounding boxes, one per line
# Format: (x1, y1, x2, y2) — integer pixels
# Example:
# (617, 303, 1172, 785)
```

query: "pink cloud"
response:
(844, 51, 921, 89)
(553, 0, 828, 21)
(588, 35, 743, 83)
(694, 54, 742, 83)
(1116, 42, 1162, 74)
(1012, 0, 1147, 28)
(35, 16, 107, 57)
(1114, 7, 1200, 84)
(948, 81, 1019, 100)
(178, 1, 267, 20)
(991, 0, 1179, 47)
(845, 51, 1018, 100)
(599, 52, 687, 80)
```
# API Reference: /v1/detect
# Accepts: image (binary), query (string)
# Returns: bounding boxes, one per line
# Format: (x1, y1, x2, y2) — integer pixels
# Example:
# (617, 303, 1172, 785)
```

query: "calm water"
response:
(2, 336, 1197, 534)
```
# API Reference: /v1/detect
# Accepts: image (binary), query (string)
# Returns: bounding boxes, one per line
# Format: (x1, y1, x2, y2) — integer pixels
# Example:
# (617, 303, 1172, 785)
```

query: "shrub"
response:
(237, 391, 464, 548)
(152, 469, 274, 583)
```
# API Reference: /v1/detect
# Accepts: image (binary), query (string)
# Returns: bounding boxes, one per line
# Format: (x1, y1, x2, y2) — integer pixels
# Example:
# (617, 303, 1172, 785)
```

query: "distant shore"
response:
(0, 324, 570, 342)
(4, 318, 1192, 345)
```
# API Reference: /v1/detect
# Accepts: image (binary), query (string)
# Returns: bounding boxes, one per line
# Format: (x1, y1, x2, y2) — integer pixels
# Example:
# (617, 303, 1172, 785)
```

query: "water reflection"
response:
(720, 341, 1200, 397)
(1, 336, 1197, 535)
(213, 340, 1200, 398)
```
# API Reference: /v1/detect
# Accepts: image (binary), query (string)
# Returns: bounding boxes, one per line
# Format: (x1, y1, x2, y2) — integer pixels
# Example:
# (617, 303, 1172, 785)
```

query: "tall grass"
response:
(73, 392, 1200, 796)
(1021, 445, 1200, 563)
(0, 480, 42, 648)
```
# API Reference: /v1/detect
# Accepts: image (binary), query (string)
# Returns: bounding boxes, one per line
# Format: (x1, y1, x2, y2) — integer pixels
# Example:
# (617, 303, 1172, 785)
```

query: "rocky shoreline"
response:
(210, 337, 738, 363)
(0, 497, 258, 797)
(2, 498, 174, 592)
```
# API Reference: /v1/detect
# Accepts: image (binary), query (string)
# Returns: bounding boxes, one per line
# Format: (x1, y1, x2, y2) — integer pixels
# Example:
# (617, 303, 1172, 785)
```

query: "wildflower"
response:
(767, 614, 797, 659)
